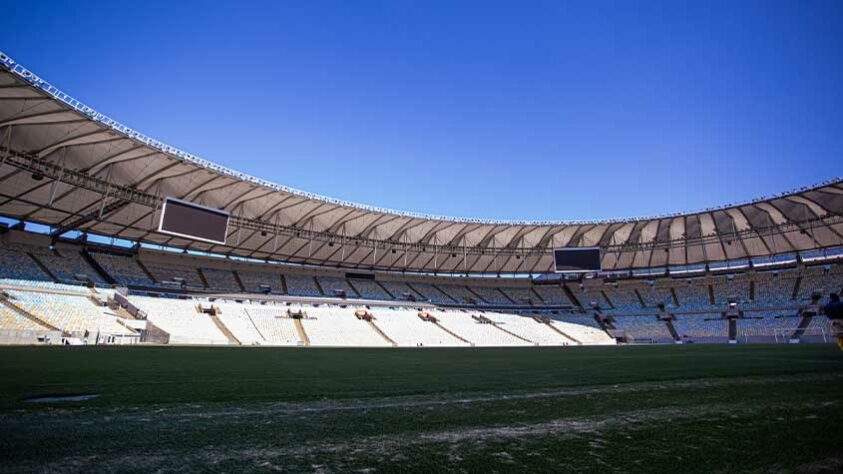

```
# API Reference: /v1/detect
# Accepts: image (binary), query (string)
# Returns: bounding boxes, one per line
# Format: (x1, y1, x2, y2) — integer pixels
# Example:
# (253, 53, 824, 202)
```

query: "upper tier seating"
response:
(380, 281, 423, 301)
(348, 279, 393, 300)
(752, 273, 798, 308)
(89, 252, 156, 287)
(638, 285, 675, 309)
(39, 248, 106, 284)
(145, 263, 204, 289)
(436, 285, 479, 305)
(201, 268, 241, 292)
(369, 308, 468, 347)
(0, 242, 50, 281)
(532, 285, 570, 305)
(301, 306, 390, 347)
(711, 277, 751, 305)
(500, 287, 536, 305)
(431, 310, 531, 347)
(407, 283, 455, 304)
(603, 288, 644, 313)
(798, 268, 843, 304)
(573, 288, 610, 308)
(316, 277, 356, 297)
(285, 275, 322, 297)
(237, 271, 280, 293)
(467, 286, 512, 305)
(673, 282, 712, 311)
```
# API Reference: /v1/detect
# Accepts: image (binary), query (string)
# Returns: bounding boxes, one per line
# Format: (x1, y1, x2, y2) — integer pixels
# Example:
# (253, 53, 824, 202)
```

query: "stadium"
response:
(2, 6, 843, 471)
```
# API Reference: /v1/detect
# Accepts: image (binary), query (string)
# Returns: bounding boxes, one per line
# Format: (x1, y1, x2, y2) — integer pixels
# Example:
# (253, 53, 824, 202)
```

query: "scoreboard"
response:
(158, 197, 230, 245)
(553, 247, 601, 273)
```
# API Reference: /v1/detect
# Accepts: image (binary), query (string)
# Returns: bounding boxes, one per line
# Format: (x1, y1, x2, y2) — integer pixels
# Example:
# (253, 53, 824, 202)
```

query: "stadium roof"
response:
(1, 51, 842, 274)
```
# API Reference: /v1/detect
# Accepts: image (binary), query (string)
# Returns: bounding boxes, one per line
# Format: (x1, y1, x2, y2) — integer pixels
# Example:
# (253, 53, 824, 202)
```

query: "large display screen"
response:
(158, 197, 230, 245)
(553, 247, 602, 273)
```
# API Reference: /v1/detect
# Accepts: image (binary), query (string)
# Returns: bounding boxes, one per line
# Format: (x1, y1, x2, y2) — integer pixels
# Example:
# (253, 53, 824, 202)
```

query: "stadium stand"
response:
(3, 229, 843, 348)
(316, 276, 357, 298)
(285, 274, 323, 297)
(673, 281, 712, 311)
(603, 288, 644, 313)
(437, 285, 480, 305)
(6, 290, 132, 338)
(37, 246, 105, 285)
(485, 312, 573, 345)
(431, 310, 531, 347)
(556, 314, 602, 329)
(243, 305, 303, 345)
(348, 278, 393, 300)
(132, 296, 230, 345)
(144, 263, 204, 289)
(548, 319, 615, 345)
(237, 270, 280, 293)
(89, 252, 156, 287)
(0, 242, 51, 281)
(612, 315, 673, 343)
(532, 285, 570, 305)
(370, 308, 467, 347)
(803, 315, 835, 339)
(736, 311, 800, 341)
(672, 314, 727, 342)
(573, 287, 610, 308)
(201, 268, 241, 292)
(0, 302, 50, 332)
(407, 283, 455, 305)
(711, 277, 751, 305)
(500, 286, 536, 305)
(752, 272, 798, 308)
(466, 286, 511, 306)
(380, 281, 423, 301)
(301, 306, 391, 347)
(798, 267, 843, 303)
(638, 284, 676, 309)
(1, 279, 93, 295)
(212, 302, 266, 345)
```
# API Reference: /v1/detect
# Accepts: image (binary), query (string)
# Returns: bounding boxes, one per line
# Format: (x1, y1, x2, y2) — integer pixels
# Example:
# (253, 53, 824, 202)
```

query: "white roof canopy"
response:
(1, 52, 841, 274)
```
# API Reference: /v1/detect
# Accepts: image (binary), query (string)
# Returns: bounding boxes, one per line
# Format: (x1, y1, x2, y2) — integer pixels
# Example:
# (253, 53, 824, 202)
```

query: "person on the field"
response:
(823, 293, 843, 350)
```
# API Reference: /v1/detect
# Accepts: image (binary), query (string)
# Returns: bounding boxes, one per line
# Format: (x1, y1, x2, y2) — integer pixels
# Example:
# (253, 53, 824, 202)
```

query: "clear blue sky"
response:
(2, 0, 841, 222)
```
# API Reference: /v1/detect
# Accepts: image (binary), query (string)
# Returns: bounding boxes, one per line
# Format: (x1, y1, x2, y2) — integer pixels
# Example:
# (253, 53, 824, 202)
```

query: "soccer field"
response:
(1, 344, 842, 472)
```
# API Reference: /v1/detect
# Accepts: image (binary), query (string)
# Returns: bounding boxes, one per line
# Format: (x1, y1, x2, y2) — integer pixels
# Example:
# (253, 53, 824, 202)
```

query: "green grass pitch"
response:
(1, 344, 842, 472)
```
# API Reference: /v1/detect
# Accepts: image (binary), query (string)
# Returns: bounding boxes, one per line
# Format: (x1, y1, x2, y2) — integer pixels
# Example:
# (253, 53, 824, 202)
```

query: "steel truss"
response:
(2, 145, 839, 266)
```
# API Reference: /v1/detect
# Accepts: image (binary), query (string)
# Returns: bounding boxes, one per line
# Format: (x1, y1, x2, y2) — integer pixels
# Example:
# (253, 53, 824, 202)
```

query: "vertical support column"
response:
(0, 125, 12, 167)
(48, 147, 67, 206)
(98, 164, 114, 219)
(272, 212, 280, 253)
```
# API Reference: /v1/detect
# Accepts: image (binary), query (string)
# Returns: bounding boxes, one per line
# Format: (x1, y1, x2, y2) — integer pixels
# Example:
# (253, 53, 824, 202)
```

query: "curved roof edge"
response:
(2, 50, 840, 226)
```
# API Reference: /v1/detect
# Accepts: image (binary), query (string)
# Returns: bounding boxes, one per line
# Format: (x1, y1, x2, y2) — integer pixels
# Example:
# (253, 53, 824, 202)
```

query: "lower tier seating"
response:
(302, 306, 390, 347)
(370, 308, 468, 347)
